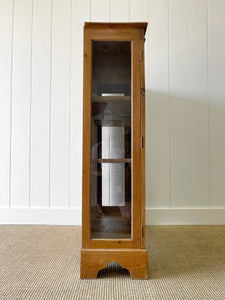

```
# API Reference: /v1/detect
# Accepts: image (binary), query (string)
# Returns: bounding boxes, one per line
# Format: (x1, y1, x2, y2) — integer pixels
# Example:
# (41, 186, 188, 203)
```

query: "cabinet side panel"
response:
(132, 37, 141, 247)
(82, 31, 92, 248)
(140, 38, 146, 249)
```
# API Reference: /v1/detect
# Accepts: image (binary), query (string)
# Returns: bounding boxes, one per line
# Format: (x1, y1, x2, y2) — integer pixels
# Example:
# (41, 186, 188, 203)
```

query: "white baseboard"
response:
(0, 208, 81, 225)
(0, 208, 225, 225)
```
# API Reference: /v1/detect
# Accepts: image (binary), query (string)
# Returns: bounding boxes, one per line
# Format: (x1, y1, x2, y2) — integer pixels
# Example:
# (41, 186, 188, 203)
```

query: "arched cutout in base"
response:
(80, 249, 148, 279)
(97, 261, 130, 278)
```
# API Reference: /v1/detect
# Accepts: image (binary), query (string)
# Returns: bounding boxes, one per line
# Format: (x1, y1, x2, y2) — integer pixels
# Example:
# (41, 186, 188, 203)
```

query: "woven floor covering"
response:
(0, 226, 225, 300)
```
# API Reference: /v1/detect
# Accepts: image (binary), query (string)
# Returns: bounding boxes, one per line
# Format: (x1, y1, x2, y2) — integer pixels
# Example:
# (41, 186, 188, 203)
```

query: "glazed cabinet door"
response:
(82, 28, 142, 249)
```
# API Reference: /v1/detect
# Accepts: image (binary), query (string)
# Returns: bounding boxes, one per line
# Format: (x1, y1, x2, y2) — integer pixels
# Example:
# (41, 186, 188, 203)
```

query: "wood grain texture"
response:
(93, 159, 131, 163)
(82, 24, 146, 251)
(83, 28, 144, 41)
(80, 249, 148, 279)
(82, 29, 92, 248)
(131, 35, 141, 247)
(85, 23, 148, 34)
(140, 36, 146, 249)
(92, 96, 131, 101)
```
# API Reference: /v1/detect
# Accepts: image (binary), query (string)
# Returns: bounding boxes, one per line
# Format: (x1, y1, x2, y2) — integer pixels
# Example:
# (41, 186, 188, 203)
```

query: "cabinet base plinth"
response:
(80, 248, 148, 279)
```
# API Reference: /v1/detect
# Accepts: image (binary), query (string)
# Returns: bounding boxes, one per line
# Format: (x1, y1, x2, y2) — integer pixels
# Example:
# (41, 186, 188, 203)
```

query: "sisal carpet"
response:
(0, 225, 225, 299)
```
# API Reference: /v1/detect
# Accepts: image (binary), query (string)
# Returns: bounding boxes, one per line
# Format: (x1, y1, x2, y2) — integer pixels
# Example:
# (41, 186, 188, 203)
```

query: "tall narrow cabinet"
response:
(81, 22, 148, 279)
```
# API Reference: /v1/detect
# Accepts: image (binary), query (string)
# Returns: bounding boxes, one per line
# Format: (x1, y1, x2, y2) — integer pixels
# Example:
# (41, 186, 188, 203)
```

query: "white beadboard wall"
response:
(0, 0, 225, 225)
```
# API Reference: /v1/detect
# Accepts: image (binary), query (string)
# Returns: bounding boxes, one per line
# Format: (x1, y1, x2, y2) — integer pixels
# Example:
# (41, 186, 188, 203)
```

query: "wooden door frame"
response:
(140, 34, 146, 249)
(82, 27, 142, 249)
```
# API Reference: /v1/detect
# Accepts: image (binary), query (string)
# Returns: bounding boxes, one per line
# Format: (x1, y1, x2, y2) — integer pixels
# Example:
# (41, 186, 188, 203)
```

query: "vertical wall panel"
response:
(111, 0, 129, 22)
(130, 0, 148, 21)
(11, 0, 32, 207)
(148, 0, 170, 208)
(0, 0, 13, 207)
(30, 0, 51, 207)
(1, 0, 225, 220)
(169, 0, 189, 208)
(91, 0, 110, 22)
(208, 0, 225, 208)
(189, 0, 209, 208)
(50, 0, 71, 207)
(70, 0, 90, 208)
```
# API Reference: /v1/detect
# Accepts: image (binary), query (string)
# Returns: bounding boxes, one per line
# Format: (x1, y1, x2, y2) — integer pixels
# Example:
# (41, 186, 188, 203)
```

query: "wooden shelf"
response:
(92, 96, 131, 102)
(92, 158, 131, 163)
(94, 120, 131, 127)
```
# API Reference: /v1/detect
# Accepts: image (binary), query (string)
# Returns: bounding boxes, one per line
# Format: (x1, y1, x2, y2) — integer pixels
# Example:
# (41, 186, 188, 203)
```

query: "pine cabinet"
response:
(81, 22, 148, 279)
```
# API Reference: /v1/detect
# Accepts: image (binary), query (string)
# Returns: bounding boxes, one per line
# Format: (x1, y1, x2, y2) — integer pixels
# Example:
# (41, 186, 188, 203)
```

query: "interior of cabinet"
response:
(91, 41, 132, 239)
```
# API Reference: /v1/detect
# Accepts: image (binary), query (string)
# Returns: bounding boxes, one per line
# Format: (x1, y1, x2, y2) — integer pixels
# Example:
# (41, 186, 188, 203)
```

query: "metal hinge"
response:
(141, 226, 144, 238)
(140, 49, 143, 61)
(140, 136, 143, 148)
(141, 88, 145, 96)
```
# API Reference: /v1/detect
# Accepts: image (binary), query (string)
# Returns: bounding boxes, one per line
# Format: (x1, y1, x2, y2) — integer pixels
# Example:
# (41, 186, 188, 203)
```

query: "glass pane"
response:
(91, 41, 132, 239)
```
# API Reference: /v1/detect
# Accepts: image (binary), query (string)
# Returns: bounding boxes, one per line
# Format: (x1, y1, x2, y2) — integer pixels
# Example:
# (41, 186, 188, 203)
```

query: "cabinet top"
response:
(84, 22, 148, 36)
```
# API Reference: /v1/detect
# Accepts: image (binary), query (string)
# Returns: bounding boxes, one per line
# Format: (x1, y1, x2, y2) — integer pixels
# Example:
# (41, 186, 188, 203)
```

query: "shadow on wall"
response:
(145, 88, 225, 208)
